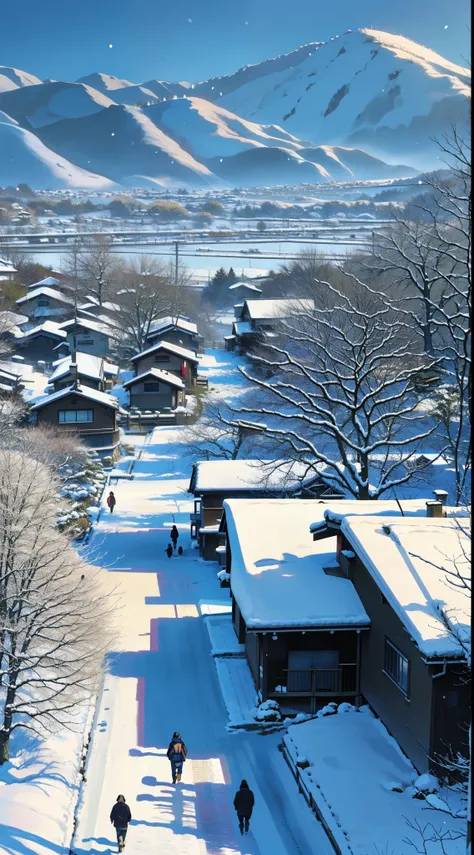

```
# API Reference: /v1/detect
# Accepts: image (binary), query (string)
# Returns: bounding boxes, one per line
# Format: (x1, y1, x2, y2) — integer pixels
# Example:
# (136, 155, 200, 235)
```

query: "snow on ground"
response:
(204, 614, 245, 657)
(283, 705, 466, 855)
(70, 418, 333, 855)
(0, 704, 94, 855)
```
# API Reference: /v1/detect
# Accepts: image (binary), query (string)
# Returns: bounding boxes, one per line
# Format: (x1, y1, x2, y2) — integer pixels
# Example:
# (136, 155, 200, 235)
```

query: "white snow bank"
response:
(0, 703, 92, 855)
(284, 706, 466, 855)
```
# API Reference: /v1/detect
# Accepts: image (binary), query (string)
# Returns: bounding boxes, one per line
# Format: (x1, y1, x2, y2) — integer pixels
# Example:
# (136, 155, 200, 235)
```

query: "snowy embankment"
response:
(0, 698, 95, 855)
(282, 705, 466, 855)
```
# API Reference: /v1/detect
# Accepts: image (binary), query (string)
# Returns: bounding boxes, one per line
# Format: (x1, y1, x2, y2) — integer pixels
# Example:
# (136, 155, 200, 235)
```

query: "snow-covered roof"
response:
(228, 282, 263, 293)
(49, 352, 117, 383)
(0, 310, 29, 327)
(223, 499, 370, 630)
(17, 287, 74, 305)
(59, 317, 118, 338)
(190, 459, 330, 494)
(28, 276, 61, 289)
(233, 321, 253, 335)
(131, 339, 200, 363)
(147, 316, 199, 337)
(31, 384, 120, 410)
(0, 258, 17, 275)
(17, 320, 67, 340)
(309, 499, 432, 535)
(243, 299, 314, 320)
(342, 516, 470, 660)
(122, 367, 185, 390)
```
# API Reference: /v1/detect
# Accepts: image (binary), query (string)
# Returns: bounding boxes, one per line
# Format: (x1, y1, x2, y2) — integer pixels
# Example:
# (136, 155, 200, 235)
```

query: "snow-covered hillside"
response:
(37, 97, 415, 188)
(0, 65, 42, 92)
(2, 27, 469, 187)
(0, 80, 115, 128)
(211, 29, 470, 167)
(0, 110, 115, 188)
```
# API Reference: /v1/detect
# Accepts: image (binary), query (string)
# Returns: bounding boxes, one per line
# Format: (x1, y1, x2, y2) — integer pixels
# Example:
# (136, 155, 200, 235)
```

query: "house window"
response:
(78, 339, 94, 346)
(154, 354, 170, 363)
(384, 639, 409, 695)
(144, 382, 159, 392)
(58, 409, 93, 424)
(37, 299, 50, 307)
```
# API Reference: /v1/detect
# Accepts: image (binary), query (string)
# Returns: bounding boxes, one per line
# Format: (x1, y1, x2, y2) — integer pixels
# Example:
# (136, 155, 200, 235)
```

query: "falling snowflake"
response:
(109, 44, 113, 48)
(245, 20, 249, 25)
(444, 24, 449, 29)
(219, 158, 223, 163)
(111, 132, 115, 136)
(188, 17, 192, 22)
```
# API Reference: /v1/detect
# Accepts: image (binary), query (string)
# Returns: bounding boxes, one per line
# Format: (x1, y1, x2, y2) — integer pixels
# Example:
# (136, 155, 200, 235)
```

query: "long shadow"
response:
(0, 825, 64, 855)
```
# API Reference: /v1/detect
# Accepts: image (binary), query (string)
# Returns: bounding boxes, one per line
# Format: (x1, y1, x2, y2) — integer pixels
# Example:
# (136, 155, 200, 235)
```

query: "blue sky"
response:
(1, 0, 470, 82)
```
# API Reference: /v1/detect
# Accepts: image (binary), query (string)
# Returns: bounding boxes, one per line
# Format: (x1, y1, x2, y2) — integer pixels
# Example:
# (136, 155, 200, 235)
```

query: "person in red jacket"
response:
(107, 491, 116, 514)
(110, 794, 131, 850)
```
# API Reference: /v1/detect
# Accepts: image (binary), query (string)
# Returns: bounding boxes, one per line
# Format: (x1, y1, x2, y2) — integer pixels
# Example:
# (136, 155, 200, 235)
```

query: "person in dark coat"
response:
(178, 545, 183, 556)
(107, 491, 116, 513)
(110, 794, 132, 850)
(165, 543, 173, 558)
(170, 525, 179, 550)
(167, 731, 187, 783)
(233, 780, 254, 834)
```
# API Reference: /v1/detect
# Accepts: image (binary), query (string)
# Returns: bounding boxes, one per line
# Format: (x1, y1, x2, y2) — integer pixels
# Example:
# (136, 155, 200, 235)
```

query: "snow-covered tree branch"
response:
(227, 282, 443, 500)
(0, 449, 115, 763)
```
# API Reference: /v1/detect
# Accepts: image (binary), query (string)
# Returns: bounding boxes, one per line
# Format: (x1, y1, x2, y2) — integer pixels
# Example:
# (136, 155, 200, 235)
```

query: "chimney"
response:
(433, 489, 448, 506)
(426, 500, 443, 518)
(70, 349, 78, 389)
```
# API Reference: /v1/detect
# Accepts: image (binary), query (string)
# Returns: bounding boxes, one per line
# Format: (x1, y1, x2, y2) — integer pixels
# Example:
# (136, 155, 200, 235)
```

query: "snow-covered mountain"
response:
(0, 81, 115, 128)
(37, 97, 416, 188)
(0, 66, 42, 92)
(0, 111, 114, 189)
(206, 29, 470, 167)
(1, 28, 469, 188)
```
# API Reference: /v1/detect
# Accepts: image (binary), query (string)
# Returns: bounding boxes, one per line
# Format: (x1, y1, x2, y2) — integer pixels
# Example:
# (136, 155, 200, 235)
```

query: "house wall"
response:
(245, 631, 260, 687)
(431, 664, 471, 773)
(349, 553, 435, 773)
(147, 328, 198, 352)
(134, 352, 197, 385)
(66, 329, 111, 357)
(20, 297, 71, 319)
(36, 394, 116, 432)
(53, 374, 102, 392)
(16, 335, 63, 364)
(128, 381, 183, 411)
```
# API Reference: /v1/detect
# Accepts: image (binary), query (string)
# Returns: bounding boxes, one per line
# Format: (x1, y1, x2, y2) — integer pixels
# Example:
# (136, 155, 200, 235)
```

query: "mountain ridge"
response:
(0, 28, 469, 187)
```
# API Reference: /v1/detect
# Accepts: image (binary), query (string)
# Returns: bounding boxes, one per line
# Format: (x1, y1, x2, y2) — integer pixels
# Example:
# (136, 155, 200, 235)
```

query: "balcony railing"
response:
(270, 664, 357, 697)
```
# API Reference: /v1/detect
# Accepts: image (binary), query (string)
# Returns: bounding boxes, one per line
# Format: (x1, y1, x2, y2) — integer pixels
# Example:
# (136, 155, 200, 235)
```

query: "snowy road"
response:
(72, 424, 333, 855)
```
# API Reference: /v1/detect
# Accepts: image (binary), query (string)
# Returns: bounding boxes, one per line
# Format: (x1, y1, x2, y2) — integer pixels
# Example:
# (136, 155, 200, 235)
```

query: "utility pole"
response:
(174, 241, 179, 286)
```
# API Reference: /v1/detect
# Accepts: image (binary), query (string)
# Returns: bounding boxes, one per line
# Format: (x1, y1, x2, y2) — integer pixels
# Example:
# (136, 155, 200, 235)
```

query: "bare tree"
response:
(111, 256, 176, 354)
(365, 129, 471, 505)
(77, 234, 118, 305)
(228, 283, 443, 500)
(0, 449, 114, 763)
(181, 395, 260, 461)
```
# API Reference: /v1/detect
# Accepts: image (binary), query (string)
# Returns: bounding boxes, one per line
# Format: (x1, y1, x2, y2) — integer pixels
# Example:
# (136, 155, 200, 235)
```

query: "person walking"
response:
(170, 525, 179, 550)
(167, 731, 187, 783)
(165, 543, 173, 559)
(107, 491, 116, 514)
(233, 780, 254, 835)
(110, 794, 132, 851)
